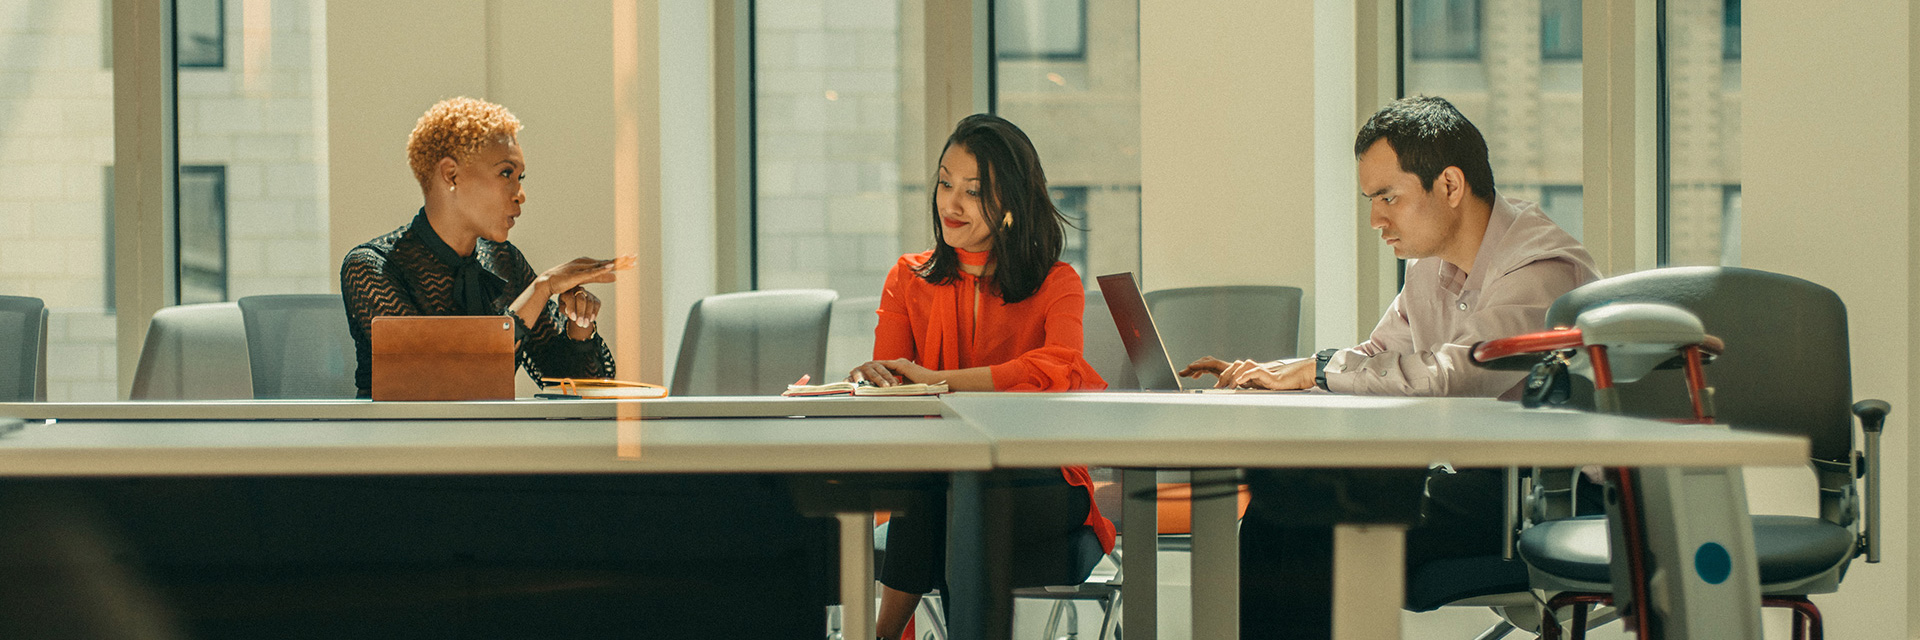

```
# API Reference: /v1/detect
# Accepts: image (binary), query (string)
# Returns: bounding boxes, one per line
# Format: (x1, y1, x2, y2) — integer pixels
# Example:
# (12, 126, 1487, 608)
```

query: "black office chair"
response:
(1512, 267, 1888, 640)
(671, 289, 837, 396)
(237, 294, 359, 399)
(1144, 285, 1303, 370)
(0, 295, 47, 401)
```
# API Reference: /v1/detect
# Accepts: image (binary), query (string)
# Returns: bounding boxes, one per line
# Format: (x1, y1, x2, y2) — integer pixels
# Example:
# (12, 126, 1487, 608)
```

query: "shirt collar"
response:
(1431, 193, 1518, 295)
(410, 208, 477, 269)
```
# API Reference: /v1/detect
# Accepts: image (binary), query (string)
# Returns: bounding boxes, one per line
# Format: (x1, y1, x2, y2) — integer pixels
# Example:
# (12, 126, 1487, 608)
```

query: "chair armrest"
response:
(1854, 399, 1890, 562)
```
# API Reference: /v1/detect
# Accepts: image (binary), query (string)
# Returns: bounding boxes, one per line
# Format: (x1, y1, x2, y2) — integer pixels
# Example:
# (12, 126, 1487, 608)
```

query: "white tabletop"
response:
(0, 416, 990, 476)
(941, 392, 1809, 468)
(0, 395, 944, 421)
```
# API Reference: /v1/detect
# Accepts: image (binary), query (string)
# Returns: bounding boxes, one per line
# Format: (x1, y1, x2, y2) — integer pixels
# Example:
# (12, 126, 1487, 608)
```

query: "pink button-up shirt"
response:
(1324, 195, 1600, 399)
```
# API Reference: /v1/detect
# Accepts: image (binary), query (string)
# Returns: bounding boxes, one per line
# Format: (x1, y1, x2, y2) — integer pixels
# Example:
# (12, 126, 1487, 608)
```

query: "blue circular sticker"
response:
(1695, 542, 1732, 585)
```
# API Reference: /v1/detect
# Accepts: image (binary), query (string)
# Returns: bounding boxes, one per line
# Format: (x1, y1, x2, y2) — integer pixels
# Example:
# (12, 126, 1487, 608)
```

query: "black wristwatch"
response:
(1314, 348, 1340, 391)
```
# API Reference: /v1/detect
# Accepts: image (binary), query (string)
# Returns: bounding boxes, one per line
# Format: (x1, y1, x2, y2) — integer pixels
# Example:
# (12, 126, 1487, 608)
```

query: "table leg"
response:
(947, 470, 1013, 640)
(1189, 468, 1239, 639)
(1331, 523, 1405, 640)
(837, 512, 876, 640)
(1608, 467, 1762, 639)
(1120, 468, 1158, 640)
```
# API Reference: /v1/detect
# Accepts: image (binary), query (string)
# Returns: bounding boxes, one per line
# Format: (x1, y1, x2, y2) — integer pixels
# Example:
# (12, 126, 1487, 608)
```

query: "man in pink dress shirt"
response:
(1182, 96, 1601, 638)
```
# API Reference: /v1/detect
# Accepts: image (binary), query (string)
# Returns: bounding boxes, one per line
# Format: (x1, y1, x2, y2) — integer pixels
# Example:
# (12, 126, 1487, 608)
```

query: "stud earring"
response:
(449, 185, 456, 192)
(1001, 212, 1013, 228)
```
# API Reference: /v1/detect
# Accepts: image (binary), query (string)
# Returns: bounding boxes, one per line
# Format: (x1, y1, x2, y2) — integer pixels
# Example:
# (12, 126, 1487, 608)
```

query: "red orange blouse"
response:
(874, 249, 1115, 552)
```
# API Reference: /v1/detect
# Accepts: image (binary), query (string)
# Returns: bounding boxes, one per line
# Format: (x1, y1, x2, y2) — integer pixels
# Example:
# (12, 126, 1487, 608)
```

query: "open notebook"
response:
(782, 381, 949, 397)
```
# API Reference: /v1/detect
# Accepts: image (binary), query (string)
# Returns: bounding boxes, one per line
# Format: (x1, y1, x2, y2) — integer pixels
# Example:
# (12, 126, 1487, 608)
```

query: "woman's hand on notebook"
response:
(848, 360, 904, 387)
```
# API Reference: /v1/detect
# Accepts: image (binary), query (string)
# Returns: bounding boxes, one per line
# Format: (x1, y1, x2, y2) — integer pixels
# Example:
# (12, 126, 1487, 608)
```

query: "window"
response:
(994, 0, 1141, 284)
(177, 0, 225, 68)
(1659, 0, 1740, 266)
(1722, 0, 1741, 59)
(1541, 0, 1581, 60)
(751, 0, 920, 297)
(177, 0, 331, 299)
(1049, 186, 1091, 277)
(1403, 0, 1582, 233)
(1539, 185, 1583, 241)
(1408, 0, 1481, 60)
(0, 2, 118, 400)
(177, 166, 228, 304)
(997, 0, 1086, 61)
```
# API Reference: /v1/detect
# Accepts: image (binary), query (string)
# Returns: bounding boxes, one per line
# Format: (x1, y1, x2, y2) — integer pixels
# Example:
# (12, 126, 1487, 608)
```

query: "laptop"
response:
(1096, 273, 1306, 394)
(371, 315, 517, 401)
(1095, 273, 1187, 391)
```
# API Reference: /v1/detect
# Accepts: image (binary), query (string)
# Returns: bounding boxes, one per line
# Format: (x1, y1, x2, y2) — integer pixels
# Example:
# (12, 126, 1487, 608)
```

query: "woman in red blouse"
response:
(853, 114, 1114, 639)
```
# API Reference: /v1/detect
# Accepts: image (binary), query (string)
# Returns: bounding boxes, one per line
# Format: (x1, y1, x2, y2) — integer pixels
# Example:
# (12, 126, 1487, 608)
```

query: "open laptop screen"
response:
(1095, 273, 1185, 391)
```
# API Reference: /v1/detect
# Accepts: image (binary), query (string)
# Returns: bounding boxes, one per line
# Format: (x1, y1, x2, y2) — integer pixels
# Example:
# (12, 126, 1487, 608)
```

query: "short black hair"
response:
(918, 114, 1067, 305)
(1353, 96, 1496, 203)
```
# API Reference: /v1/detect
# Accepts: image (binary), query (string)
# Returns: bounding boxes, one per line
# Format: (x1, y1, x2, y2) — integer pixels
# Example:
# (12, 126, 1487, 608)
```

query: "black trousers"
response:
(879, 469, 1092, 595)
(1239, 468, 1506, 639)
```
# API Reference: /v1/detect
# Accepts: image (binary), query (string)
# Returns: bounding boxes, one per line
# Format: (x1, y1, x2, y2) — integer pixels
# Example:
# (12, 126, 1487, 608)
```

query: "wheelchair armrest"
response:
(1854, 399, 1890, 562)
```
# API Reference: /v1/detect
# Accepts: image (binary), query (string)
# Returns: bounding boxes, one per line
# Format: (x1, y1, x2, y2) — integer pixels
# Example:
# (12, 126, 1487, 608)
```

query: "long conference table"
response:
(0, 393, 1807, 640)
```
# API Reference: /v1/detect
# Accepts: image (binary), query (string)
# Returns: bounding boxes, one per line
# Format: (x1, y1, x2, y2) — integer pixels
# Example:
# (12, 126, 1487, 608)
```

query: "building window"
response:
(995, 0, 1140, 283)
(1541, 0, 1581, 60)
(177, 0, 225, 68)
(1722, 0, 1741, 59)
(1658, 0, 1740, 267)
(997, 0, 1087, 61)
(177, 166, 227, 303)
(1539, 185, 1584, 241)
(1049, 186, 1091, 277)
(1719, 185, 1740, 266)
(1408, 0, 1481, 60)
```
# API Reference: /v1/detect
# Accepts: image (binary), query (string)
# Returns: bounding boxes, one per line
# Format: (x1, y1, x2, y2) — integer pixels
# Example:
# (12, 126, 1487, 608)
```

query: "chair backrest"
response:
(0, 296, 46, 401)
(131, 302, 254, 400)
(236, 294, 359, 399)
(671, 289, 837, 396)
(1144, 285, 1304, 367)
(825, 295, 881, 383)
(1082, 293, 1138, 390)
(1547, 266, 1854, 464)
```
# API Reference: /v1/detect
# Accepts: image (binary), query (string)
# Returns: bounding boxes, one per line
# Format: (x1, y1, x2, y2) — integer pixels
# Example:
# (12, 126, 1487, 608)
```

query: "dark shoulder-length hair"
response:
(915, 113, 1067, 304)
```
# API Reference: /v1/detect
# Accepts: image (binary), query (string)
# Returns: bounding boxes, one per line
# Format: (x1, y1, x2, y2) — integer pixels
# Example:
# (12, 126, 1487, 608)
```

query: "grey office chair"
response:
(130, 302, 254, 400)
(1143, 285, 1303, 372)
(1082, 293, 1138, 390)
(826, 295, 882, 382)
(1514, 267, 1888, 640)
(0, 295, 48, 401)
(236, 294, 359, 399)
(670, 289, 837, 396)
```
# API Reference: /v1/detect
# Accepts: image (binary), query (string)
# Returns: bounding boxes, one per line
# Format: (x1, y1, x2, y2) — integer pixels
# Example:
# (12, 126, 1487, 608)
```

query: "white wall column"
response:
(1141, 1, 1319, 348)
(1747, 1, 1910, 637)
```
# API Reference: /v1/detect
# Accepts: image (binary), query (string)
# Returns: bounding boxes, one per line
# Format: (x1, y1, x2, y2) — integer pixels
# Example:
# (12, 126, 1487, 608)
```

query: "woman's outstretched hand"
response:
(514, 254, 635, 337)
(540, 254, 637, 293)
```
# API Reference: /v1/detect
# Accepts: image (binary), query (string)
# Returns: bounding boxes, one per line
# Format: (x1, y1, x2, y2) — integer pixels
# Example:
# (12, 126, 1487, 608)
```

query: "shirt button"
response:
(1377, 369, 1388, 377)
(1457, 302, 1468, 311)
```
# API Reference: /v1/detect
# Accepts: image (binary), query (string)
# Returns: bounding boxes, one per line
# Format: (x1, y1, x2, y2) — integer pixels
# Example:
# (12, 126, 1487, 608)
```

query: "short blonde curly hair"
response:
(406, 97, 523, 187)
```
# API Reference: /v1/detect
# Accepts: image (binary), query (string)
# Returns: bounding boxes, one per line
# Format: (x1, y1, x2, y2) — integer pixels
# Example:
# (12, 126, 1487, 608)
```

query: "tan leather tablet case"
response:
(371, 316, 516, 401)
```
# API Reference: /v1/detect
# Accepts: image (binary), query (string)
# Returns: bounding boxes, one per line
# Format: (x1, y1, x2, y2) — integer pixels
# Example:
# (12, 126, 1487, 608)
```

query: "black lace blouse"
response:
(340, 210, 615, 397)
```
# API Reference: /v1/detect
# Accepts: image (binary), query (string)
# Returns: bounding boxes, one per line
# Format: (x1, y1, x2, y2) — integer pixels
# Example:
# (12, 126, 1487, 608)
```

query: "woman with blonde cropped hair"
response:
(340, 97, 631, 397)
